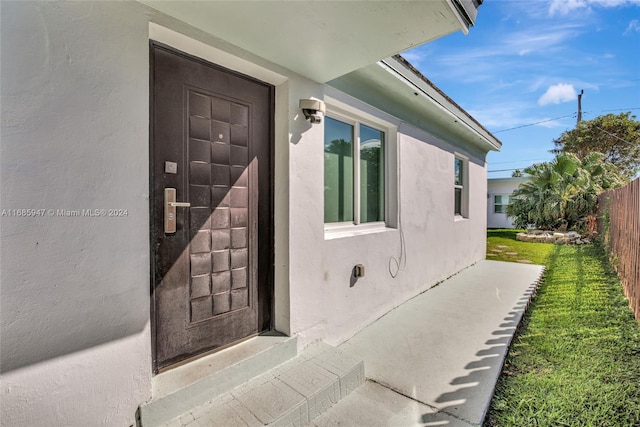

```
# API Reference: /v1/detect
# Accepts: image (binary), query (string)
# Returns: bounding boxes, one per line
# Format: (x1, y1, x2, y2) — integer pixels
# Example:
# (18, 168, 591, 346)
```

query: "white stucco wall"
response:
(1, 2, 491, 425)
(287, 109, 488, 348)
(1, 2, 152, 426)
(487, 177, 528, 229)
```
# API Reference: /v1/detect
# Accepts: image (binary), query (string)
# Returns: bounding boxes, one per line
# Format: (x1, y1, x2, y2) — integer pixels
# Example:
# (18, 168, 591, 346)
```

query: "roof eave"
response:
(382, 55, 502, 152)
(139, 0, 475, 83)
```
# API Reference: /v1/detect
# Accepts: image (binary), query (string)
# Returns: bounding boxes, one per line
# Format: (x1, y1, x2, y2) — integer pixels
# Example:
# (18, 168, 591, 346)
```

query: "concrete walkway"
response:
(309, 260, 545, 427)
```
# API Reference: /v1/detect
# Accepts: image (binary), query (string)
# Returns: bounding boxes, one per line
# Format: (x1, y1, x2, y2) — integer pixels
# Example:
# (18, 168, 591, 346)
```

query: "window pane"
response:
(360, 124, 384, 223)
(494, 195, 509, 213)
(455, 188, 462, 215)
(454, 158, 463, 186)
(494, 195, 509, 205)
(324, 117, 354, 223)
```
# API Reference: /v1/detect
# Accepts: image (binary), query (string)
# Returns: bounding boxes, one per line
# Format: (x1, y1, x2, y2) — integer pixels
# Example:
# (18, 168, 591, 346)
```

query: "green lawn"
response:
(485, 229, 640, 427)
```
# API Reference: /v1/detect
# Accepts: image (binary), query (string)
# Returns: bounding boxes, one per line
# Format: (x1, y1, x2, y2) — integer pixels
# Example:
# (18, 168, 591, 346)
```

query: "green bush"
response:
(507, 153, 626, 231)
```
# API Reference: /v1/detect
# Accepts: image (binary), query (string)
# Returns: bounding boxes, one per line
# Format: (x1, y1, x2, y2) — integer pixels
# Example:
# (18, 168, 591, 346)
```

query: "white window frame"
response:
(494, 194, 510, 214)
(454, 154, 469, 220)
(323, 104, 397, 238)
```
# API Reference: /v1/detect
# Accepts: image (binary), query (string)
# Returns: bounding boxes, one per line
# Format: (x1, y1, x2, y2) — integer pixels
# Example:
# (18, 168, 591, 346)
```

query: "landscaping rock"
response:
(516, 230, 591, 245)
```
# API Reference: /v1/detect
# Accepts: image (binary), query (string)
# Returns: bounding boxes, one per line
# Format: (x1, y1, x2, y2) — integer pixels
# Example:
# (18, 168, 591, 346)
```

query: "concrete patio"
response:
(141, 260, 544, 427)
(310, 260, 545, 427)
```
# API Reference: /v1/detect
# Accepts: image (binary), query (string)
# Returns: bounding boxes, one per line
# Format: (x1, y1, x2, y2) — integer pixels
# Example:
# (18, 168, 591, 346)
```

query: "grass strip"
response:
(485, 230, 640, 427)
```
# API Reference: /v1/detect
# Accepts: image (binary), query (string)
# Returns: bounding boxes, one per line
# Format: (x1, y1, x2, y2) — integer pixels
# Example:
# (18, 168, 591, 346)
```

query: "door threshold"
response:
(157, 333, 259, 375)
(151, 332, 295, 401)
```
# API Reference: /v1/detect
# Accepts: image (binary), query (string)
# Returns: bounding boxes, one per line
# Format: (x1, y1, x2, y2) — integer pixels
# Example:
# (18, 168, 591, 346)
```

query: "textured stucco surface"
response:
(288, 115, 489, 350)
(1, 2, 492, 425)
(1, 2, 152, 426)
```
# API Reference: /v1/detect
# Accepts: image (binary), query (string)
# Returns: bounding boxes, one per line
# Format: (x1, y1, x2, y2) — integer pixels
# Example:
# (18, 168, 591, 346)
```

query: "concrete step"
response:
(305, 380, 470, 427)
(149, 342, 364, 427)
(138, 334, 298, 427)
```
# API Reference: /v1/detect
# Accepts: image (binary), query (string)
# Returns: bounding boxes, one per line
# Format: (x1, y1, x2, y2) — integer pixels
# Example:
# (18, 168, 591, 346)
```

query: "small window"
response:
(454, 157, 464, 216)
(454, 156, 469, 218)
(454, 156, 468, 218)
(494, 195, 510, 213)
(324, 116, 385, 225)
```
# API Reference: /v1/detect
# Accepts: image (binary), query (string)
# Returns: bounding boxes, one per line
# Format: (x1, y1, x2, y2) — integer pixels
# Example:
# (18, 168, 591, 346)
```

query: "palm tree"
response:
(507, 153, 626, 231)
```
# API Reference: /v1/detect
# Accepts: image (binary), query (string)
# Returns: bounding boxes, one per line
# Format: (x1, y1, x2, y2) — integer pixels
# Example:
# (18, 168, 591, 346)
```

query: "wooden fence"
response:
(597, 178, 640, 325)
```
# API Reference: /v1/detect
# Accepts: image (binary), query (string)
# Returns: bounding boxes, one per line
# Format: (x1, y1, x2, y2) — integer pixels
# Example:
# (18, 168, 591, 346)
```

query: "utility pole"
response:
(577, 89, 584, 124)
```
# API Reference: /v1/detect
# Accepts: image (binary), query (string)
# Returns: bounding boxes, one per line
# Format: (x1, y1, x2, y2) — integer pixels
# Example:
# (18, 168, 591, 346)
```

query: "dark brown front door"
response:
(150, 44, 273, 372)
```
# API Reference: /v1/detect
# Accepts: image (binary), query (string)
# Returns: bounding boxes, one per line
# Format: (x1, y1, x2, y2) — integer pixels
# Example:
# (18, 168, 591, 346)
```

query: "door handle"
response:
(164, 188, 190, 234)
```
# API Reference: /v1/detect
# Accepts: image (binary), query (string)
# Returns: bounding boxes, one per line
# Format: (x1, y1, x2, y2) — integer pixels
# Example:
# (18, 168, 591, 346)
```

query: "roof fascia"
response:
(379, 56, 502, 152)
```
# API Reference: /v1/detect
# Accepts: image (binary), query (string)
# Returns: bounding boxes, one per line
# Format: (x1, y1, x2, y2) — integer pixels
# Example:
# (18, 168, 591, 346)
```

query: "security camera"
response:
(299, 99, 326, 124)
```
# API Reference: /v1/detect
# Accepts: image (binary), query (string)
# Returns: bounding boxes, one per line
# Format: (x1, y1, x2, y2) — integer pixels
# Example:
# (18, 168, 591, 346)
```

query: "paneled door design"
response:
(150, 44, 273, 371)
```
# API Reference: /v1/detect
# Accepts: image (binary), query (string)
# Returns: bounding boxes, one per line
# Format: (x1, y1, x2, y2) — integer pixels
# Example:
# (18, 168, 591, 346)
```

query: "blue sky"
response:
(404, 0, 640, 178)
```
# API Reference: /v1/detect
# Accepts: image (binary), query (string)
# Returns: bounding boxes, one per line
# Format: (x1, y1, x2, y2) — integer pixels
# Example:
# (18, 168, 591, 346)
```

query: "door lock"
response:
(164, 188, 190, 234)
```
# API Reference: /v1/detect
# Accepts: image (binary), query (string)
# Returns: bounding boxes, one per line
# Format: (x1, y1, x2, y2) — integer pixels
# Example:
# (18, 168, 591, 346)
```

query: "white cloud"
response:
(549, 0, 640, 16)
(466, 101, 574, 132)
(417, 23, 582, 87)
(506, 26, 581, 55)
(431, 23, 582, 70)
(549, 0, 587, 16)
(624, 19, 640, 35)
(538, 83, 578, 105)
(399, 51, 427, 65)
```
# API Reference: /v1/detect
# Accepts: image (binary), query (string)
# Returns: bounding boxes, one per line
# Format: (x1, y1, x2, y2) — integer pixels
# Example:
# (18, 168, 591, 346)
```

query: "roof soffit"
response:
(329, 61, 502, 154)
(140, 0, 468, 82)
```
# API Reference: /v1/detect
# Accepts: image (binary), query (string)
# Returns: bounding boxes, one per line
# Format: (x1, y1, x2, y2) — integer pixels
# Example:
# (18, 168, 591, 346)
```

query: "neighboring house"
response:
(487, 177, 529, 228)
(1, 1, 500, 426)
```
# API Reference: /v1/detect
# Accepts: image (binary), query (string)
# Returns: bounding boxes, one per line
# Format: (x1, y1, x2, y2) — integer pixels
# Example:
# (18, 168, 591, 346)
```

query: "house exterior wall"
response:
(288, 113, 488, 348)
(487, 178, 528, 229)
(0, 3, 153, 426)
(1, 2, 490, 426)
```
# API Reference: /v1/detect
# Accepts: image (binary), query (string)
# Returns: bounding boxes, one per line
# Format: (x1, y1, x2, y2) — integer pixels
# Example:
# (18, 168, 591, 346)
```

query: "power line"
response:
(490, 157, 550, 165)
(488, 168, 524, 173)
(600, 107, 640, 112)
(492, 114, 576, 134)
(489, 123, 636, 173)
(490, 108, 639, 135)
(593, 125, 635, 145)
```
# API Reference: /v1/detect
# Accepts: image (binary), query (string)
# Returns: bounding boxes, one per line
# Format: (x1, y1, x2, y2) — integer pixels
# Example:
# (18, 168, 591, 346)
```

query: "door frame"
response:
(149, 41, 275, 374)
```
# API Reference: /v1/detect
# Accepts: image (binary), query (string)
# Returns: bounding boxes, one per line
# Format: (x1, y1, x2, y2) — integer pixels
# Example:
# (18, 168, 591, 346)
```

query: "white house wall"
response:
(1, 2, 153, 426)
(288, 114, 488, 348)
(487, 178, 527, 229)
(1, 2, 489, 425)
